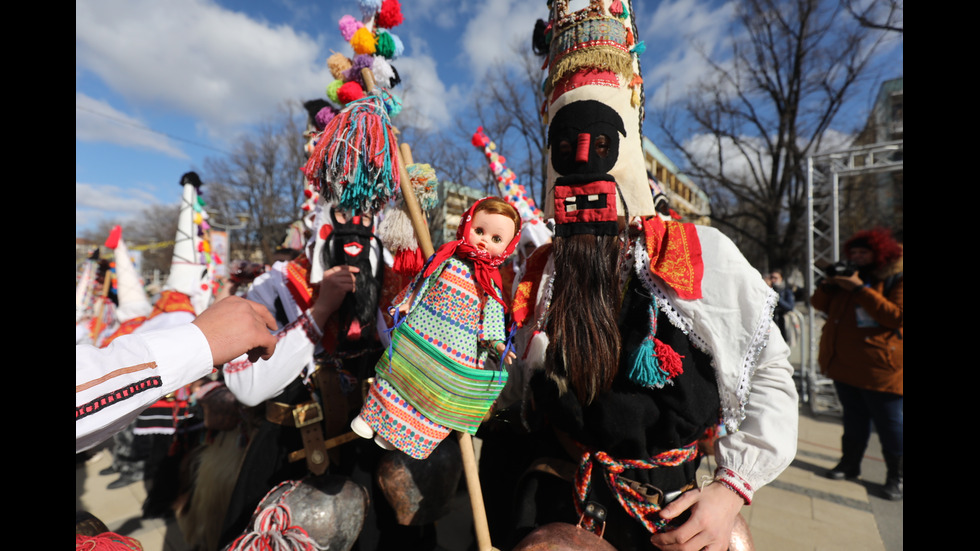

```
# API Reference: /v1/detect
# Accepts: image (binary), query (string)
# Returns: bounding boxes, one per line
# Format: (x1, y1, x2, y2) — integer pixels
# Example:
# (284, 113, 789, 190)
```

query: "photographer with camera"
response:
(811, 228, 903, 500)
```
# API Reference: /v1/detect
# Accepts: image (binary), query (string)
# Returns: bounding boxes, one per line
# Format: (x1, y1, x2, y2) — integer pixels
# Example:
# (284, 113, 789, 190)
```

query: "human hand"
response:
(495, 342, 517, 365)
(312, 265, 360, 326)
(648, 482, 744, 551)
(830, 272, 863, 291)
(192, 296, 278, 365)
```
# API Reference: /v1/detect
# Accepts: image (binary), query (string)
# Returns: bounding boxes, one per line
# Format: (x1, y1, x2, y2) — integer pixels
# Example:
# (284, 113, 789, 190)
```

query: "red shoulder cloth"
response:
(642, 217, 703, 300)
(511, 243, 553, 329)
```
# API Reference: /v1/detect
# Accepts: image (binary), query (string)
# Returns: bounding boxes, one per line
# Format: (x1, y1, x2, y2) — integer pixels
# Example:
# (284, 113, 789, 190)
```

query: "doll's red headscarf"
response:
(422, 197, 522, 311)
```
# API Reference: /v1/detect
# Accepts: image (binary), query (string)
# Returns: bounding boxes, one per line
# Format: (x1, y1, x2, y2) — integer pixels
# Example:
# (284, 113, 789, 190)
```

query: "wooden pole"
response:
(360, 68, 496, 551)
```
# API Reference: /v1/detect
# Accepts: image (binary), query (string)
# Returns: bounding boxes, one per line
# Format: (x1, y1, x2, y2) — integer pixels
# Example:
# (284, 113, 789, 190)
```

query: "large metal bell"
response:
(731, 512, 756, 551)
(511, 522, 618, 551)
(375, 439, 463, 526)
(242, 475, 369, 551)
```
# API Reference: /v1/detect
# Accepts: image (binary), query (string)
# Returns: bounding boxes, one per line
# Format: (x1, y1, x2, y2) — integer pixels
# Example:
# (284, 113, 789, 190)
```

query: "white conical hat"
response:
(164, 172, 212, 313)
(105, 225, 152, 322)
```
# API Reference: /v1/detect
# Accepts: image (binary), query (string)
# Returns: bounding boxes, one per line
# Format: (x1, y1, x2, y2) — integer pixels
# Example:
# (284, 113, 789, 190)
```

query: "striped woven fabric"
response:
(378, 324, 508, 434)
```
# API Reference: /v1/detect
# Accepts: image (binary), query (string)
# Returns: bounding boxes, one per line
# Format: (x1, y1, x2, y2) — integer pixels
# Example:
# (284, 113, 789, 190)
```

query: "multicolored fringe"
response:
(547, 17, 634, 93)
(303, 93, 401, 214)
(574, 442, 700, 535)
(227, 481, 317, 551)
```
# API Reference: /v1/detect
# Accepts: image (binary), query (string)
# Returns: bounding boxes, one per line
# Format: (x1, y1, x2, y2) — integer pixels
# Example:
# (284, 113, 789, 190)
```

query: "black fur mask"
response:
(321, 208, 384, 346)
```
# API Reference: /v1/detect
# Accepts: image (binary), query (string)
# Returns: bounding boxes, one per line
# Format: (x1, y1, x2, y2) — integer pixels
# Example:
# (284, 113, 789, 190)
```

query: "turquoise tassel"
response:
(627, 336, 670, 389)
(631, 41, 646, 55)
(626, 297, 684, 389)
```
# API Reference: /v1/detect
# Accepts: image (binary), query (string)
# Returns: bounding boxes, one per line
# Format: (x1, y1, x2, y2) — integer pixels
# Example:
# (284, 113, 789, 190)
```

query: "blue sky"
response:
(76, 0, 902, 235)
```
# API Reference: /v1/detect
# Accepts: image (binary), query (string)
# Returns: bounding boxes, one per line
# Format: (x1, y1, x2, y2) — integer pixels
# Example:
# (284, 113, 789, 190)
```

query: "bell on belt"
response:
(375, 438, 463, 526)
(243, 476, 369, 551)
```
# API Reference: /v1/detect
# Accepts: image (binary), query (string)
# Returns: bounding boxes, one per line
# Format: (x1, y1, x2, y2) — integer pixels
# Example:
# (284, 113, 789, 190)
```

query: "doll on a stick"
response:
(351, 197, 521, 459)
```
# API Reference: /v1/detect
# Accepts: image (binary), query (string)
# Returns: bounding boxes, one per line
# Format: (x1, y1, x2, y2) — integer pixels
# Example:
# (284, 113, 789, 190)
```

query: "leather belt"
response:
(266, 400, 329, 475)
(314, 365, 362, 465)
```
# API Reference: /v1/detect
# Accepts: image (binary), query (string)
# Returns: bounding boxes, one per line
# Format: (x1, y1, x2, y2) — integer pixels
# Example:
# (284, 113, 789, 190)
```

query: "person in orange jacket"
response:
(811, 227, 903, 500)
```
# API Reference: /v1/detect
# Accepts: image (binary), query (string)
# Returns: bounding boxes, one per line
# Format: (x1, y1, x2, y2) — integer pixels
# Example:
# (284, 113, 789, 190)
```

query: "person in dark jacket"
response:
(769, 269, 796, 341)
(811, 227, 903, 500)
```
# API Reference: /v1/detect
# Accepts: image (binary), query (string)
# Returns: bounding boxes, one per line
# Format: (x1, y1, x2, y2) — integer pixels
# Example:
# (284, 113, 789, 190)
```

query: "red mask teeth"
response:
(576, 133, 591, 163)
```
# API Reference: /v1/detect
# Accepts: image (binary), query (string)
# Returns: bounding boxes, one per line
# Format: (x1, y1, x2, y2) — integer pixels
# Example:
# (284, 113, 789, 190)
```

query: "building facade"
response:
(641, 137, 711, 225)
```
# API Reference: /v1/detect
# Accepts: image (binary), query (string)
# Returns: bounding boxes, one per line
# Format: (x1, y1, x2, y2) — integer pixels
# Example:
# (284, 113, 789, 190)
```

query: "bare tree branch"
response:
(652, 0, 895, 271)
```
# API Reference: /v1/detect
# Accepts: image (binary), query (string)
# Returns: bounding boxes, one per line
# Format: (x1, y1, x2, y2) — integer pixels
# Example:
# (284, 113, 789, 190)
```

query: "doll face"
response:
(467, 210, 516, 258)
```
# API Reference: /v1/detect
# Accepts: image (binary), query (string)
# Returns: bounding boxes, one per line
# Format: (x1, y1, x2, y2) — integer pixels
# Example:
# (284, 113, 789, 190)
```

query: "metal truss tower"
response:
(803, 140, 903, 414)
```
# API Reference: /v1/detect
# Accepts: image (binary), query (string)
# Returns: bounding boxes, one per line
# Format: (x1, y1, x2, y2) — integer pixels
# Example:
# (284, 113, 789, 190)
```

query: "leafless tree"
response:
(652, 0, 899, 272)
(78, 203, 180, 279)
(845, 0, 903, 33)
(399, 47, 548, 210)
(471, 47, 549, 206)
(201, 101, 308, 263)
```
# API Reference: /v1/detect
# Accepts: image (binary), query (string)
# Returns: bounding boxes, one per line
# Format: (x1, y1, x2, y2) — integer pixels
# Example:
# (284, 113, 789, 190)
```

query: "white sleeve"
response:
(75, 323, 214, 453)
(222, 310, 323, 407)
(713, 321, 799, 502)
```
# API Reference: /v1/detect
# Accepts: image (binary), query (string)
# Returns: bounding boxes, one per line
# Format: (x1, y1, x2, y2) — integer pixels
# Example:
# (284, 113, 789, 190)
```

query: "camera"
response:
(824, 260, 857, 278)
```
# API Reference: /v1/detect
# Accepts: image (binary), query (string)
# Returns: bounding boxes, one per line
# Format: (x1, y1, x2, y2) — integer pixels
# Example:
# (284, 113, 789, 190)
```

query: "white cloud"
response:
(683, 132, 768, 184)
(637, 0, 737, 108)
(459, 0, 547, 81)
(76, 182, 167, 228)
(392, 54, 460, 132)
(75, 0, 333, 138)
(76, 92, 189, 159)
(412, 0, 461, 29)
(683, 127, 857, 185)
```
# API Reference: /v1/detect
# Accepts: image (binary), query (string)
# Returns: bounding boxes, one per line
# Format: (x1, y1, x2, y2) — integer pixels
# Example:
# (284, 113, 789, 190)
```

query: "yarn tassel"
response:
(627, 336, 669, 389)
(626, 299, 684, 389)
(653, 338, 684, 377)
(610, 0, 624, 17)
(303, 94, 401, 214)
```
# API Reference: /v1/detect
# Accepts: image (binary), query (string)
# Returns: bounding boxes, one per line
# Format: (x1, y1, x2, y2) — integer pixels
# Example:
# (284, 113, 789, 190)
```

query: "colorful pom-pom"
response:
(358, 0, 382, 17)
(380, 88, 402, 117)
(372, 56, 395, 87)
(343, 54, 375, 87)
(350, 27, 377, 55)
(375, 30, 396, 59)
(327, 52, 352, 79)
(337, 81, 365, 104)
(389, 33, 404, 58)
(376, 0, 404, 28)
(338, 15, 363, 41)
(326, 79, 344, 103)
(315, 106, 338, 130)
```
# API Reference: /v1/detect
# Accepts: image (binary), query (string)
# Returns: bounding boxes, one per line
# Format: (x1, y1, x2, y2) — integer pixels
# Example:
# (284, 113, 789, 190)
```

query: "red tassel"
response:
(653, 338, 684, 378)
(392, 247, 423, 276)
(610, 0, 623, 16)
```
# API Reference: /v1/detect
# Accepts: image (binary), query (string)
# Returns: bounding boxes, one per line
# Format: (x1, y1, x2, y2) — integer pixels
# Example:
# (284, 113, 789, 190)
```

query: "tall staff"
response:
(360, 67, 497, 551)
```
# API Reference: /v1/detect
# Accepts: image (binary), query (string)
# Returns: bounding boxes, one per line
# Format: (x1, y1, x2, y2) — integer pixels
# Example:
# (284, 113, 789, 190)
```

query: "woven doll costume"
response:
(354, 197, 522, 460)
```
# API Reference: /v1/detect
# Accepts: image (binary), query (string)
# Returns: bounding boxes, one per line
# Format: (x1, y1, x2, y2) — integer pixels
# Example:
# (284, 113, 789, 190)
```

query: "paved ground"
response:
(76, 404, 902, 551)
(77, 307, 902, 550)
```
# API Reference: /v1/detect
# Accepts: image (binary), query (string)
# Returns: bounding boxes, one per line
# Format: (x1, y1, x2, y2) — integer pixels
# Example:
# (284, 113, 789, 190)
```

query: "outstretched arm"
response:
(76, 296, 279, 452)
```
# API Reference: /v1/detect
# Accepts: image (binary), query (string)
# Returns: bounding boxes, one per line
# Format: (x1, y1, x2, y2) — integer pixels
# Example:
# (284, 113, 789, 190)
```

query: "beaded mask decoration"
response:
(542, 0, 655, 223)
